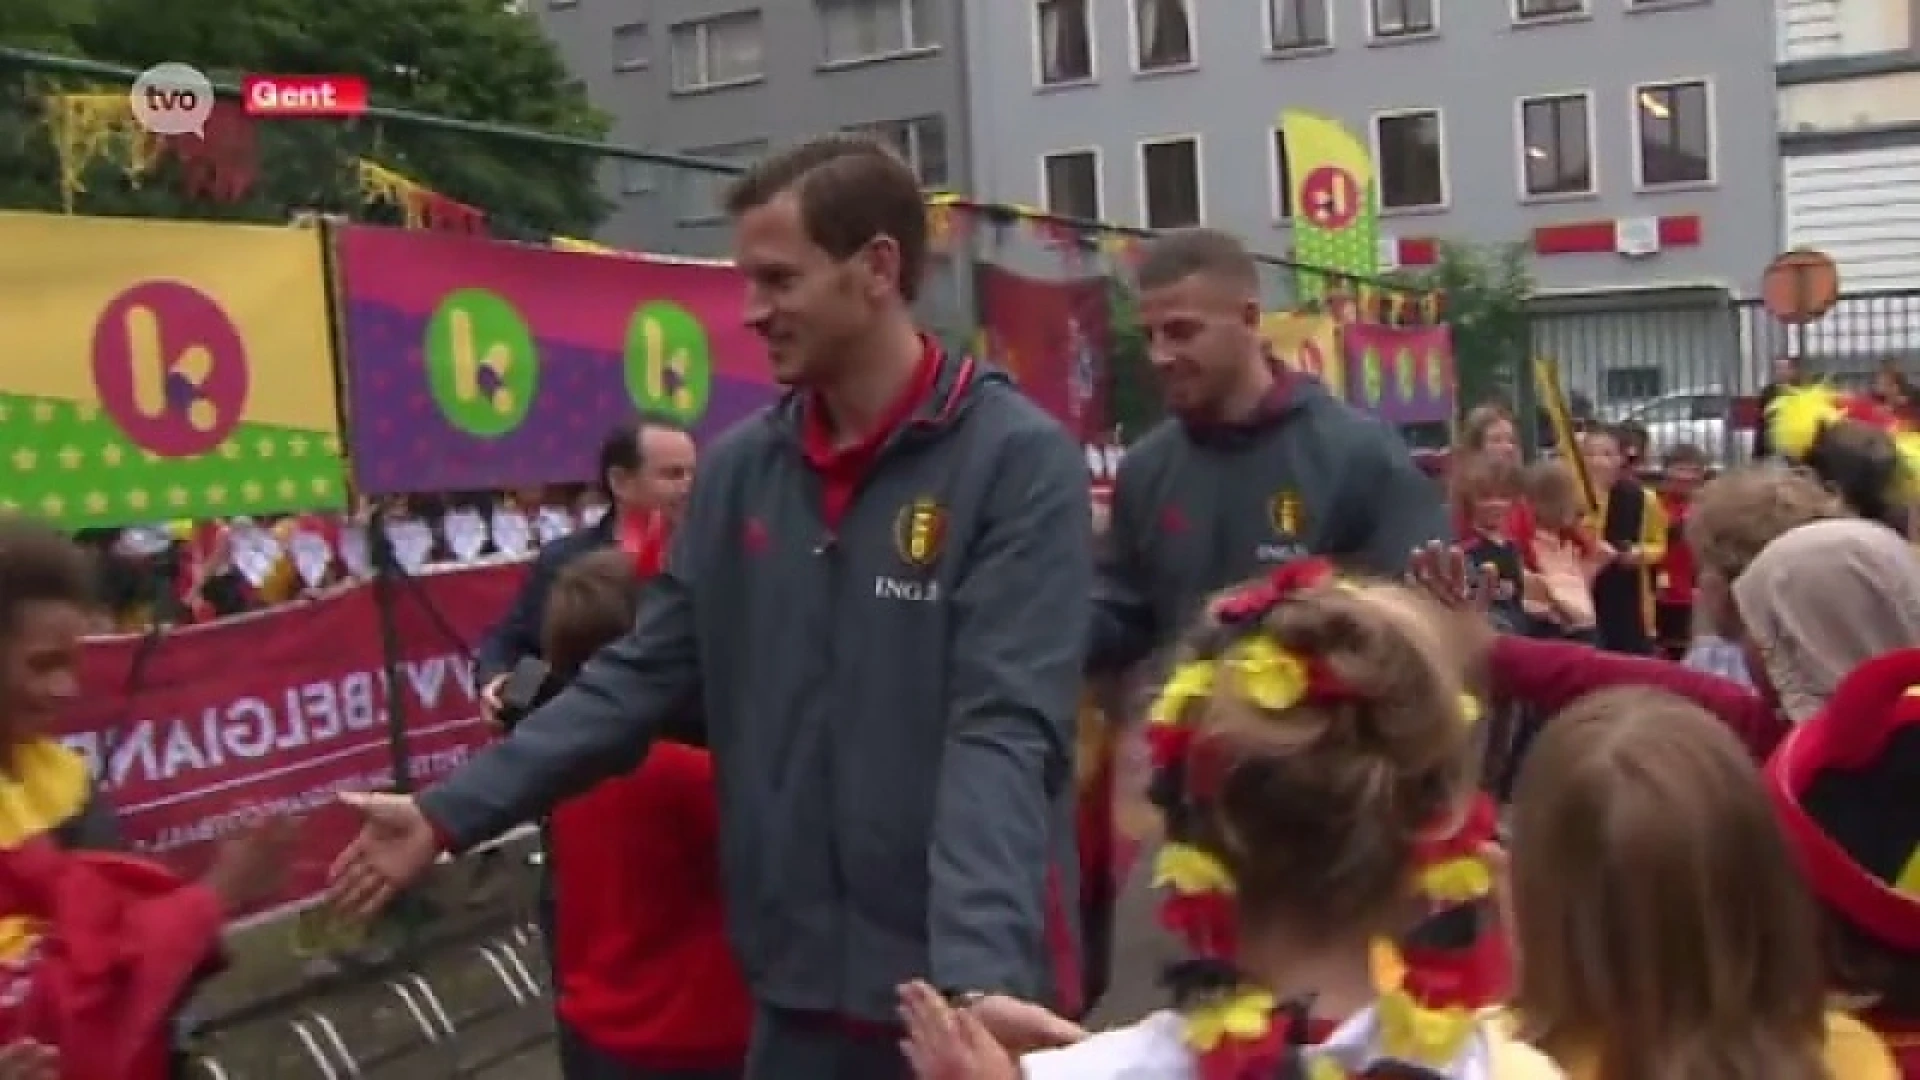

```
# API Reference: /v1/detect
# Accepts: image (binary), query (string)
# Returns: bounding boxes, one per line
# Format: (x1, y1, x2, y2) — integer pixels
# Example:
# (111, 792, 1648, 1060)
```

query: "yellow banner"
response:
(1532, 357, 1597, 513)
(1280, 110, 1379, 296)
(0, 212, 345, 528)
(1261, 312, 1344, 400)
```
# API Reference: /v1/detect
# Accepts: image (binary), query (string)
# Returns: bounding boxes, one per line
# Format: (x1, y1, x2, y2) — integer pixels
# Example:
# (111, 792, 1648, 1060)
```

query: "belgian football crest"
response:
(1269, 490, 1302, 538)
(893, 496, 947, 569)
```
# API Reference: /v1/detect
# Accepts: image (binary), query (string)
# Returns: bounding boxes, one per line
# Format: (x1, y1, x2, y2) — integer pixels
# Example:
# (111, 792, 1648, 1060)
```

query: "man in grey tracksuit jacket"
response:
(416, 349, 1090, 1078)
(1090, 372, 1448, 672)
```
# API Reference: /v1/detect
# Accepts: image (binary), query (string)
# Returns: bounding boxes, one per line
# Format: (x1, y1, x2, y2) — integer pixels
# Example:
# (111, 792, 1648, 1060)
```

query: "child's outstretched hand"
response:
(898, 981, 1023, 1080)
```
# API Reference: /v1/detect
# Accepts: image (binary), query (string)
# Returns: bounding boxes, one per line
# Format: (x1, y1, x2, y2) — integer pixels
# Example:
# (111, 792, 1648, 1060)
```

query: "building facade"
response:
(533, 0, 971, 257)
(966, 0, 1778, 300)
(1777, 0, 1920, 362)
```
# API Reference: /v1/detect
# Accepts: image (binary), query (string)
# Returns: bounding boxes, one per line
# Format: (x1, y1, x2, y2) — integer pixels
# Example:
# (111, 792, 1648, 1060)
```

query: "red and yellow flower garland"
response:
(1144, 559, 1501, 1079)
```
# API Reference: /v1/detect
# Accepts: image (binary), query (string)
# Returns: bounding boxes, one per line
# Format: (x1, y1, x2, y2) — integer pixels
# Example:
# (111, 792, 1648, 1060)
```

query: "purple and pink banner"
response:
(1341, 323, 1456, 426)
(336, 226, 779, 495)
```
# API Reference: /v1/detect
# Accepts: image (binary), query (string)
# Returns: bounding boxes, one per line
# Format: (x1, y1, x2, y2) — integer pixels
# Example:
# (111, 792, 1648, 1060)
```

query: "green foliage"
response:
(1104, 274, 1161, 440)
(0, 0, 610, 233)
(1389, 241, 1534, 417)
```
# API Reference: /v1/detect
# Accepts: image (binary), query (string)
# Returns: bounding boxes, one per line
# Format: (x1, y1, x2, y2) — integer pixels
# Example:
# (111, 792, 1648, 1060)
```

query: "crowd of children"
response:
(1448, 403, 1709, 663)
(898, 385, 1918, 1080)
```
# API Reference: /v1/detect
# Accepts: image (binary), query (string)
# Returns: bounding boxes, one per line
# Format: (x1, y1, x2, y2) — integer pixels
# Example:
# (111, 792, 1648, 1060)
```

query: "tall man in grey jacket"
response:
(327, 136, 1090, 1079)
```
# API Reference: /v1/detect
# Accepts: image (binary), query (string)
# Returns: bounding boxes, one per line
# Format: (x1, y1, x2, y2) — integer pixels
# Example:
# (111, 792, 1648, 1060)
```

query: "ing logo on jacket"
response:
(1258, 490, 1309, 565)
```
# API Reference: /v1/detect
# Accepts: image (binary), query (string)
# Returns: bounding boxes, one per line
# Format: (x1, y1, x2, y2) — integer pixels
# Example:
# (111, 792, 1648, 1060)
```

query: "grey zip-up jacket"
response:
(1090, 376, 1447, 672)
(418, 351, 1091, 1022)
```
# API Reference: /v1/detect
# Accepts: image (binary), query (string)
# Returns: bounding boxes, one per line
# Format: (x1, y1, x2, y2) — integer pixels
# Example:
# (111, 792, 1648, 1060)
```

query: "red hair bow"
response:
(1211, 558, 1339, 624)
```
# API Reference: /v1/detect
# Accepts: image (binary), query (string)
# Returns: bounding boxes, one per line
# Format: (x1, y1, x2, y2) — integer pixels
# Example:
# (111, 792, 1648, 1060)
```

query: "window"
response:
(1519, 93, 1593, 197)
(612, 22, 650, 71)
(819, 0, 936, 64)
(847, 116, 949, 187)
(679, 142, 766, 221)
(1267, 0, 1331, 50)
(1140, 137, 1201, 228)
(1042, 150, 1101, 220)
(1133, 0, 1194, 71)
(1373, 110, 1445, 210)
(1636, 80, 1712, 187)
(670, 12, 765, 90)
(1370, 0, 1435, 37)
(1036, 0, 1094, 84)
(1602, 367, 1661, 402)
(1270, 129, 1294, 220)
(1514, 0, 1584, 19)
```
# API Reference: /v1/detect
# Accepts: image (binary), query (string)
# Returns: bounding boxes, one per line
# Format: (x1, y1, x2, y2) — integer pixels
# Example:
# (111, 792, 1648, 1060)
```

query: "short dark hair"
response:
(724, 134, 929, 302)
(540, 550, 642, 678)
(0, 514, 98, 643)
(596, 414, 690, 500)
(1135, 228, 1260, 292)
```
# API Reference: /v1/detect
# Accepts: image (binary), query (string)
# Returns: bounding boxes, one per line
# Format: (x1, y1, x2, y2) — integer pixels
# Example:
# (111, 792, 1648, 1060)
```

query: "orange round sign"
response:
(1761, 249, 1840, 325)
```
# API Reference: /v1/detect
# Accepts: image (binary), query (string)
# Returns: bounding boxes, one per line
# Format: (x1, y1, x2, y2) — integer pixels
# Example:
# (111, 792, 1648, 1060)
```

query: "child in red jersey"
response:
(1653, 443, 1709, 658)
(541, 551, 750, 1080)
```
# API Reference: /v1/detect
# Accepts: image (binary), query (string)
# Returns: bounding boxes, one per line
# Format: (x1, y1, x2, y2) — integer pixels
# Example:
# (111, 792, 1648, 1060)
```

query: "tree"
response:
(1390, 241, 1535, 431)
(0, 0, 610, 233)
(1104, 273, 1161, 439)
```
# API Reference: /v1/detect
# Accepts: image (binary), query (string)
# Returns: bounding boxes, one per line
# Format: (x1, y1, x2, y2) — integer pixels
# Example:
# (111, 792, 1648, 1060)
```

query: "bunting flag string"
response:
(353, 160, 486, 232)
(40, 91, 484, 232)
(33, 91, 1442, 323)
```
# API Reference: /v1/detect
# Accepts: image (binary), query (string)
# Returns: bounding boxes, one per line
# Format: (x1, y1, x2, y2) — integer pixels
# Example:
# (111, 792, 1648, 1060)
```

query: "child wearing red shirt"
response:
(1654, 443, 1709, 658)
(540, 550, 750, 1080)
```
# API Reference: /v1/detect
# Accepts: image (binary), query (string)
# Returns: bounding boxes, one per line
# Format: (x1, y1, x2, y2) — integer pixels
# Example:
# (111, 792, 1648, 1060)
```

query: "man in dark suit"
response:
(476, 417, 696, 724)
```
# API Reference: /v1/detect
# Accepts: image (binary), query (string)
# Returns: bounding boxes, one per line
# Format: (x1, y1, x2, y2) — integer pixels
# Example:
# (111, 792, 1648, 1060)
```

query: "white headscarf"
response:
(1732, 519, 1920, 722)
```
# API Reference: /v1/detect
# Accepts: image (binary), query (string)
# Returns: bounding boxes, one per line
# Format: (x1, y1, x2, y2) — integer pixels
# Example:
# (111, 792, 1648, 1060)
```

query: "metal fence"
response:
(1524, 285, 1920, 465)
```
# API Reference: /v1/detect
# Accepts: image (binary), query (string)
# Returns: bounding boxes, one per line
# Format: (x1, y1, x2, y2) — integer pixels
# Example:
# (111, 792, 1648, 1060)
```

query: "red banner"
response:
(974, 264, 1113, 441)
(60, 562, 526, 920)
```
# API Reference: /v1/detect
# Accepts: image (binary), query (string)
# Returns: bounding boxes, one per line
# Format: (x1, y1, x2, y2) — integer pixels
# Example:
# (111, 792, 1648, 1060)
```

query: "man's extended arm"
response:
(417, 485, 714, 850)
(1088, 460, 1157, 673)
(929, 427, 1090, 999)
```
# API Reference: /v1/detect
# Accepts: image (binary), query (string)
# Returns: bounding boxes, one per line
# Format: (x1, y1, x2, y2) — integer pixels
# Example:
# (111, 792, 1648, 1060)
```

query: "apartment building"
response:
(966, 0, 1779, 304)
(1778, 0, 1920, 313)
(534, 0, 970, 256)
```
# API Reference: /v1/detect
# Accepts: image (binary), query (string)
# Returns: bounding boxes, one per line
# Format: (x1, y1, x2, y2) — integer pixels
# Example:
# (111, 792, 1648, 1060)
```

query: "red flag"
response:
(0, 840, 225, 1079)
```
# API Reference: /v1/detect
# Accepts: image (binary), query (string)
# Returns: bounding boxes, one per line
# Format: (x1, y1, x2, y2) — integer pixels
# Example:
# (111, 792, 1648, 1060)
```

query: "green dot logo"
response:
(425, 288, 538, 437)
(624, 301, 711, 425)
